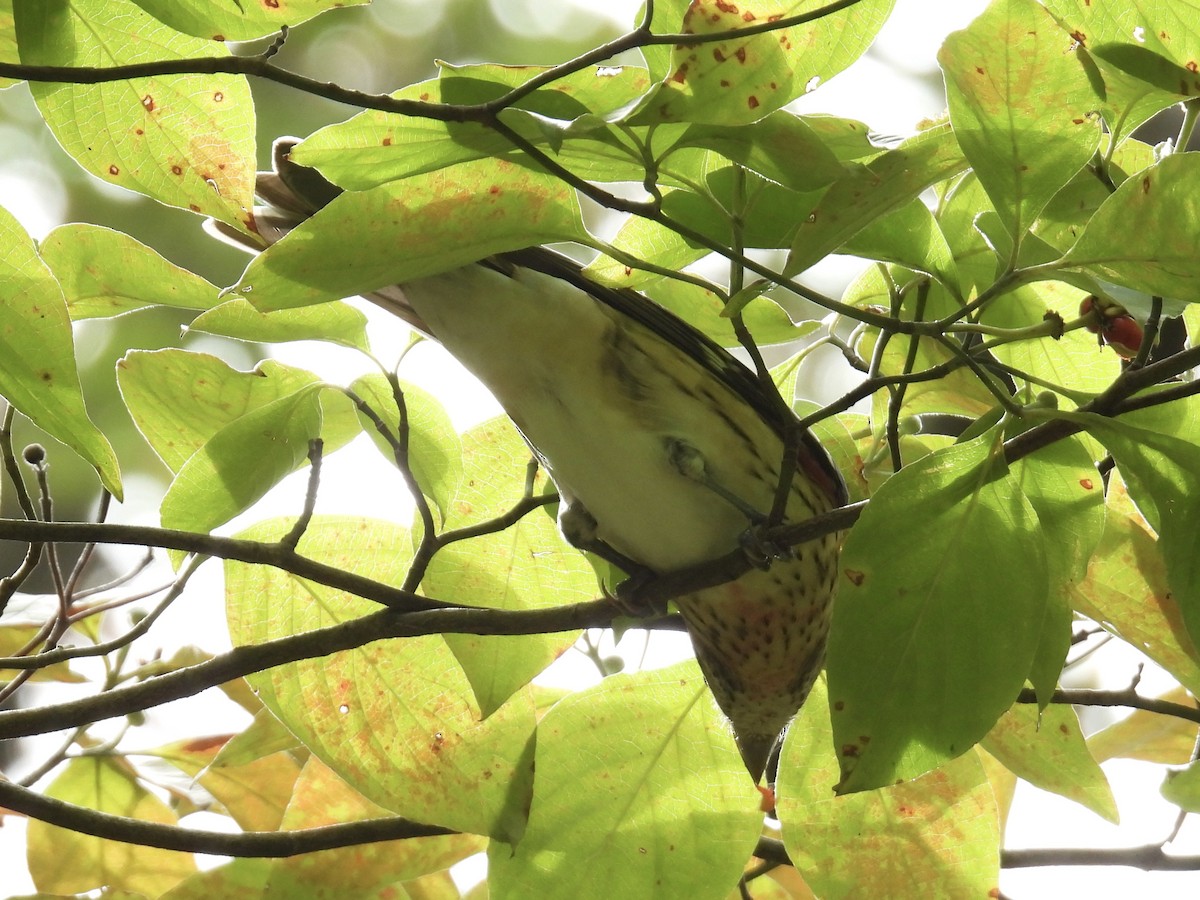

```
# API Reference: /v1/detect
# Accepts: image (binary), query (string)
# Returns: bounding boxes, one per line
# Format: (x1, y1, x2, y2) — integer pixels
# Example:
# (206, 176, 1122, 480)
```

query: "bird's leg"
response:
(557, 494, 663, 617)
(664, 437, 792, 570)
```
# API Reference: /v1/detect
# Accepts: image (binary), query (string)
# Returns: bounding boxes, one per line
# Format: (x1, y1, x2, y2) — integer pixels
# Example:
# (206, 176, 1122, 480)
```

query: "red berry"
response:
(1079, 295, 1143, 356)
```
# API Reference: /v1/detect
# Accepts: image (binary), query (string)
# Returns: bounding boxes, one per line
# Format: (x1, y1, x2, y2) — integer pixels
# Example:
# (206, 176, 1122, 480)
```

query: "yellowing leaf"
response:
(981, 703, 1117, 822)
(27, 758, 195, 895)
(779, 680, 1001, 898)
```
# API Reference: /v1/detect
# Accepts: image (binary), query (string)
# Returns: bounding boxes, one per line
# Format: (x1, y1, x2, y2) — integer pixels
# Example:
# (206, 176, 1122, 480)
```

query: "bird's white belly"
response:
(401, 266, 763, 572)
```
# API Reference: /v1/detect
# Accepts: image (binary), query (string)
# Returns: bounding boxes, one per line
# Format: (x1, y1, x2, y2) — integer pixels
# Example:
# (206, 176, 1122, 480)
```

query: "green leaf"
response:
(936, 170, 1004, 297)
(660, 166, 826, 250)
(293, 64, 653, 190)
(1060, 152, 1200, 300)
(160, 385, 326, 534)
(584, 208, 708, 289)
(1068, 475, 1200, 697)
(238, 158, 589, 311)
(117, 350, 352, 472)
(350, 373, 462, 522)
(863, 331, 998, 420)
(585, 164, 826, 295)
(643, 277, 820, 349)
(14, 0, 256, 228)
(981, 703, 1117, 822)
(189, 296, 370, 350)
(1043, 0, 1200, 95)
(225, 516, 536, 841)
(428, 416, 592, 717)
(488, 660, 762, 900)
(939, 0, 1101, 243)
(1009, 435, 1105, 702)
(1084, 44, 1199, 141)
(1088, 686, 1199, 766)
(0, 205, 121, 497)
(256, 758, 486, 897)
(1067, 407, 1200, 648)
(40, 223, 219, 319)
(27, 758, 195, 896)
(1032, 139, 1156, 254)
(159, 858, 274, 900)
(840, 197, 961, 293)
(827, 433, 1048, 792)
(210, 708, 301, 769)
(981, 280, 1122, 402)
(674, 111, 849, 192)
(785, 124, 969, 276)
(130, 0, 363, 42)
(1162, 760, 1200, 813)
(0, 2, 18, 89)
(778, 679, 1001, 897)
(630, 0, 895, 126)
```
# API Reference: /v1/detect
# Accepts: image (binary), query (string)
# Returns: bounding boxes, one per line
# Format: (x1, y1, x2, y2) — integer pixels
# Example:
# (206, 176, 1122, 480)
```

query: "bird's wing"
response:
(212, 137, 847, 507)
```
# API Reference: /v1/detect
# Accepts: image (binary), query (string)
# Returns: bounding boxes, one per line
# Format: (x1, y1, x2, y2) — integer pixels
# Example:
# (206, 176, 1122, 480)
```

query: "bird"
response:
(213, 138, 848, 782)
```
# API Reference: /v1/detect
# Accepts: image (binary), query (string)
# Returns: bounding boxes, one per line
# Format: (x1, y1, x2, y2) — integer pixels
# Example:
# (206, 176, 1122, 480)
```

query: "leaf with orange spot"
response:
(132, 0, 365, 42)
(981, 703, 1117, 822)
(1061, 153, 1200, 299)
(225, 516, 538, 842)
(778, 679, 1001, 898)
(0, 206, 122, 497)
(827, 432, 1048, 793)
(237, 158, 589, 312)
(939, 0, 1101, 241)
(258, 756, 485, 895)
(1063, 406, 1200, 653)
(1068, 474, 1200, 696)
(1043, 0, 1200, 139)
(14, 0, 255, 228)
(630, 0, 895, 126)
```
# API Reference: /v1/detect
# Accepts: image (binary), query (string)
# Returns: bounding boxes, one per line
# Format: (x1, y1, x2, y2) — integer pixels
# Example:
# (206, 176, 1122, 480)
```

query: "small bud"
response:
(22, 444, 46, 465)
(600, 655, 625, 675)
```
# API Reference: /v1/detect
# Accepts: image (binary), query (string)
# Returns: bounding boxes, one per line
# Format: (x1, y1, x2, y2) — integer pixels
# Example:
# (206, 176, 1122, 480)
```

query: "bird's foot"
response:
(739, 523, 793, 571)
(610, 568, 669, 619)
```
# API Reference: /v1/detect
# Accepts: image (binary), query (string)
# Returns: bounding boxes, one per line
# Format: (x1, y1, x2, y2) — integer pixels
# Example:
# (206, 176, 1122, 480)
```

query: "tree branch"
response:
(0, 518, 436, 613)
(0, 777, 452, 856)
(1002, 845, 1200, 871)
(0, 602, 621, 741)
(1016, 687, 1200, 726)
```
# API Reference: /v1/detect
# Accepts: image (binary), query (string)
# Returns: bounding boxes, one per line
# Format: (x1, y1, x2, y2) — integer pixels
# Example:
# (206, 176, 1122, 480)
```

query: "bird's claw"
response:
(739, 524, 793, 571)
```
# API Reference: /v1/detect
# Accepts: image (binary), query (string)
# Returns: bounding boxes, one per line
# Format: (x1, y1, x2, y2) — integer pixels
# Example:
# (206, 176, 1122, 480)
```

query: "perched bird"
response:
(215, 139, 848, 781)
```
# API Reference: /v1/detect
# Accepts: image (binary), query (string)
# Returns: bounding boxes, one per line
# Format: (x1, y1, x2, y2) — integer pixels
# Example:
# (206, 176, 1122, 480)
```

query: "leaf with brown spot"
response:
(779, 680, 1001, 897)
(0, 208, 121, 497)
(629, 0, 894, 126)
(15, 0, 255, 228)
